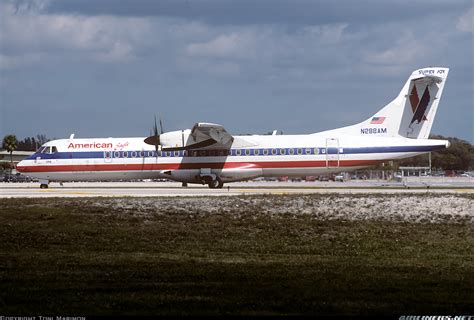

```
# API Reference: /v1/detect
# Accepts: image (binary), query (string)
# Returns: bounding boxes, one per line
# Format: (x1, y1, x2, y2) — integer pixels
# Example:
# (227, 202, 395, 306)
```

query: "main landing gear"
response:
(208, 177, 224, 189)
(201, 176, 224, 189)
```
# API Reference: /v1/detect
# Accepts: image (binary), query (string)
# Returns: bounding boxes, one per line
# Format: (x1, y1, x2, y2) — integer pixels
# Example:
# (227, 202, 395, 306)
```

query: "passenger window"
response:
(271, 149, 277, 155)
(289, 149, 295, 155)
(280, 149, 286, 155)
(254, 149, 260, 156)
(306, 148, 311, 155)
(236, 149, 242, 156)
(263, 149, 269, 156)
(245, 149, 250, 156)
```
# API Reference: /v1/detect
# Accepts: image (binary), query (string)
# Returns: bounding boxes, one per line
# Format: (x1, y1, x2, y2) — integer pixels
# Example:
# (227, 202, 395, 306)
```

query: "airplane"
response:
(17, 67, 450, 189)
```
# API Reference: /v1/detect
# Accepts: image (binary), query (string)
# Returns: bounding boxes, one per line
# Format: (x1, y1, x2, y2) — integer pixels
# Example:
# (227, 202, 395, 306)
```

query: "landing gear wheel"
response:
(40, 184, 48, 189)
(208, 177, 224, 189)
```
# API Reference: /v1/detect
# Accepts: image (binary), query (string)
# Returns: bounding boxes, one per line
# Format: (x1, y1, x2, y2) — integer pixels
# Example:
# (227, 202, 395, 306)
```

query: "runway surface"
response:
(1, 178, 473, 198)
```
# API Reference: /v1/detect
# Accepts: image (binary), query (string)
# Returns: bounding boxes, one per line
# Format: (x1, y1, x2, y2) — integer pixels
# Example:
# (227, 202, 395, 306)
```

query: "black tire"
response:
(40, 184, 48, 189)
(208, 179, 218, 189)
(208, 177, 224, 189)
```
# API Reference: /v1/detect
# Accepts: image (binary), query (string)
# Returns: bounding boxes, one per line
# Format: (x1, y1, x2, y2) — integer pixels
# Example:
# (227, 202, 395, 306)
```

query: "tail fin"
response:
(320, 67, 449, 139)
(398, 67, 449, 138)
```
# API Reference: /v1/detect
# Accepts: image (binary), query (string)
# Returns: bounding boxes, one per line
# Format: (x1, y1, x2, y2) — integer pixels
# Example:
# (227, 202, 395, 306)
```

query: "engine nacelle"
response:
(159, 129, 193, 149)
(162, 169, 203, 184)
(161, 168, 263, 184)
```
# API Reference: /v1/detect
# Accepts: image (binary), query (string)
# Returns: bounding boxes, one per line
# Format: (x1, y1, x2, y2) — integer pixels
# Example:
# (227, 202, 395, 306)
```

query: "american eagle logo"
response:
(409, 84, 430, 124)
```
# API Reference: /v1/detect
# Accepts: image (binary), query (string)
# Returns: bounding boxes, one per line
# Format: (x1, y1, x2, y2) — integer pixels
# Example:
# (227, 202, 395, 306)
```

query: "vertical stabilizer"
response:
(318, 67, 449, 139)
(398, 68, 449, 138)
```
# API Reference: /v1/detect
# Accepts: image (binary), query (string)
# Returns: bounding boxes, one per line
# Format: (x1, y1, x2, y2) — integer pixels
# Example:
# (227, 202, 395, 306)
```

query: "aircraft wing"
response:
(160, 122, 235, 151)
(191, 122, 234, 147)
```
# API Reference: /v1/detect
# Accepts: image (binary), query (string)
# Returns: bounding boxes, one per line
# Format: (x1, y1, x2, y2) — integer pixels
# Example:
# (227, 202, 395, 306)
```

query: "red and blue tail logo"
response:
(409, 84, 429, 124)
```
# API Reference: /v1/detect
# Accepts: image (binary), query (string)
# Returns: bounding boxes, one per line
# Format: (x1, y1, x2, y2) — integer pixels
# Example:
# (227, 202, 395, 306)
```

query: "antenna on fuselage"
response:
(69, 133, 75, 139)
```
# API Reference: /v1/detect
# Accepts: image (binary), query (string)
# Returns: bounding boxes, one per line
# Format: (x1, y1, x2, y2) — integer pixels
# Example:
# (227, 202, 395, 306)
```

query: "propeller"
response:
(159, 117, 164, 134)
(144, 115, 162, 154)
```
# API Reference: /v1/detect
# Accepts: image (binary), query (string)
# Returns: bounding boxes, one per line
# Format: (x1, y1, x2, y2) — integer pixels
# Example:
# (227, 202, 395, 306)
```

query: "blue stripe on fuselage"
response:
(26, 144, 445, 160)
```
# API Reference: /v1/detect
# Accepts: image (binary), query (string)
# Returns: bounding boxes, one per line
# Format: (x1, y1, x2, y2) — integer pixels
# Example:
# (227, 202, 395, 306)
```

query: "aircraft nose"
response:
(16, 160, 26, 172)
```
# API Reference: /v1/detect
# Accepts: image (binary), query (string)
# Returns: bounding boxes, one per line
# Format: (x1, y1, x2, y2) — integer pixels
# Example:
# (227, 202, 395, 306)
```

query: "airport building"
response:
(0, 150, 34, 167)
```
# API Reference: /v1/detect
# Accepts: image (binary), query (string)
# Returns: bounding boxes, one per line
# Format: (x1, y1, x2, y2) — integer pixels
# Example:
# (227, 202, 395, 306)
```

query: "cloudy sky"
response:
(1, 0, 473, 143)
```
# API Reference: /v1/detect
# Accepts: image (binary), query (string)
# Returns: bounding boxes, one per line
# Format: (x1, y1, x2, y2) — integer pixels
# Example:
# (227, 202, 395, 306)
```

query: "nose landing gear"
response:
(39, 180, 49, 189)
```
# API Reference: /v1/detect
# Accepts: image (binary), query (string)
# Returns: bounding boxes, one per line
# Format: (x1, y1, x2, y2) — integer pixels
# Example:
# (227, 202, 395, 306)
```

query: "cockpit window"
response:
(52, 146, 58, 153)
(43, 146, 52, 154)
(37, 146, 46, 153)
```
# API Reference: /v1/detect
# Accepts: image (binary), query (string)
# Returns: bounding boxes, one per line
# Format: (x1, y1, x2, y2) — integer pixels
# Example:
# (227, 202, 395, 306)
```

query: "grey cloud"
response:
(45, 0, 469, 26)
(1, 0, 472, 143)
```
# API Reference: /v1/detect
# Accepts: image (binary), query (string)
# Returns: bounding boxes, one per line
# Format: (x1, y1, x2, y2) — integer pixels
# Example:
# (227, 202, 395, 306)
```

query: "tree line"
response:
(396, 134, 474, 171)
(2, 133, 473, 170)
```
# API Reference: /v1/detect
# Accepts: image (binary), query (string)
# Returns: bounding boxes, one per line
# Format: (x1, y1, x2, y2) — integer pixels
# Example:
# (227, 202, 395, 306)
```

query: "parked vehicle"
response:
(3, 173, 33, 183)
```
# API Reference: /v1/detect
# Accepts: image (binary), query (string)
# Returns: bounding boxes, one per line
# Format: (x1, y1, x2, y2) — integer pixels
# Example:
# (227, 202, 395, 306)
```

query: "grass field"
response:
(1, 194, 473, 316)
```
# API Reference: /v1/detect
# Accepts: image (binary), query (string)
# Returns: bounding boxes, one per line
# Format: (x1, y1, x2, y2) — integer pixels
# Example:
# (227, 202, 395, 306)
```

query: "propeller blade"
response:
(144, 114, 162, 155)
(154, 115, 159, 136)
(159, 117, 164, 134)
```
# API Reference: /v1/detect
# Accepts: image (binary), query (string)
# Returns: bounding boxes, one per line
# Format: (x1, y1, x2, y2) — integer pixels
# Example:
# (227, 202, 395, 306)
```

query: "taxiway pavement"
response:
(1, 179, 473, 198)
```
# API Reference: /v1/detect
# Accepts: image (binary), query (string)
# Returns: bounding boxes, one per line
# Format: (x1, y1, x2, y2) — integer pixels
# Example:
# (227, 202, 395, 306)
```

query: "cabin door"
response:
(325, 138, 340, 168)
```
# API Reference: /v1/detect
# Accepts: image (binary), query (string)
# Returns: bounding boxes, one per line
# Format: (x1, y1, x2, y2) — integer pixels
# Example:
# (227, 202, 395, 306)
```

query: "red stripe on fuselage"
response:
(17, 160, 381, 173)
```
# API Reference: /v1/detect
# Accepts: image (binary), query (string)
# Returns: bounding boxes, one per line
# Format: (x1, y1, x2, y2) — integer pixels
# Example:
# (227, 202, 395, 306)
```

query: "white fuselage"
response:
(16, 67, 451, 188)
(16, 134, 449, 184)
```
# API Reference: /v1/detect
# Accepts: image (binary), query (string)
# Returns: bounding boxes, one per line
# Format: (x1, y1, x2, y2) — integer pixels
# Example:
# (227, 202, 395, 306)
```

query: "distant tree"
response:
(17, 137, 35, 151)
(16, 135, 50, 151)
(2, 134, 18, 174)
(36, 134, 49, 146)
(397, 134, 474, 171)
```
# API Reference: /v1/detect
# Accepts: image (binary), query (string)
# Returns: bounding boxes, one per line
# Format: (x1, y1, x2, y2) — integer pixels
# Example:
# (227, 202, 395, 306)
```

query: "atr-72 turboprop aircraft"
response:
(17, 67, 450, 189)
